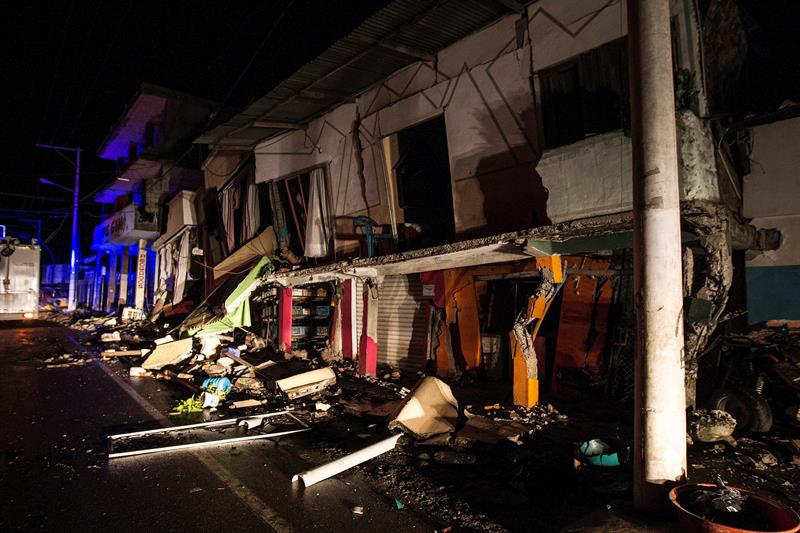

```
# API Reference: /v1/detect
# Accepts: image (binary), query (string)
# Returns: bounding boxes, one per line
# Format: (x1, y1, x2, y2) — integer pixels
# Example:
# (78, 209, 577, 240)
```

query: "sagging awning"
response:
(183, 256, 273, 336)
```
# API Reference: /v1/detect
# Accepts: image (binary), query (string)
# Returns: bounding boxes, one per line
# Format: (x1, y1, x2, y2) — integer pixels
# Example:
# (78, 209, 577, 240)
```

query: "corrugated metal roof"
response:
(196, 0, 516, 148)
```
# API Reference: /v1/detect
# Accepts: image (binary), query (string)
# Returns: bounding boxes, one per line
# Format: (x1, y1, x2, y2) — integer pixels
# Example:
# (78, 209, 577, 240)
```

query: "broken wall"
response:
(743, 116, 800, 323)
(254, 0, 707, 247)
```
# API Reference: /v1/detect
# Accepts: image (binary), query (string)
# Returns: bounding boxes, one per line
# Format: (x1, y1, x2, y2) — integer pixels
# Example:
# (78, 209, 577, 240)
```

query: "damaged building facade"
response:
(88, 84, 219, 316)
(163, 0, 783, 414)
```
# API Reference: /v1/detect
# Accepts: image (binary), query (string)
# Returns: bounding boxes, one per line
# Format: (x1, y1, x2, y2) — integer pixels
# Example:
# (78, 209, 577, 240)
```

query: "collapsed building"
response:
(161, 0, 781, 413)
(56, 0, 800, 525)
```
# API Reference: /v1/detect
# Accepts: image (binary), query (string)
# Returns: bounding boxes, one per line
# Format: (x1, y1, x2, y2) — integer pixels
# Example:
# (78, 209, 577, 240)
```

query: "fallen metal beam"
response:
(107, 411, 308, 458)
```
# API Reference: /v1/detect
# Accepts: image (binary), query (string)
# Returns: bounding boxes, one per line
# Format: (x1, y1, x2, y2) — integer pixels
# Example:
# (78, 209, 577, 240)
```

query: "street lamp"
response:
(35, 144, 81, 312)
(39, 177, 73, 193)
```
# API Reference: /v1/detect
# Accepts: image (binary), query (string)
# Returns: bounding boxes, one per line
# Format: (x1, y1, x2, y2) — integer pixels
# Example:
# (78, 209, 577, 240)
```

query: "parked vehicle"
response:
(0, 238, 41, 320)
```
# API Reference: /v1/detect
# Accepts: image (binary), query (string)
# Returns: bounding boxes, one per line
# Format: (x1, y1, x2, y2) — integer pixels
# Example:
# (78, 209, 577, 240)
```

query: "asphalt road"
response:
(0, 322, 438, 532)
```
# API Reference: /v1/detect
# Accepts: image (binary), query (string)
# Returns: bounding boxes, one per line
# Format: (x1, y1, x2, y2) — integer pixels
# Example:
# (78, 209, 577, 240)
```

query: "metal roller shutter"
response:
(376, 274, 429, 374)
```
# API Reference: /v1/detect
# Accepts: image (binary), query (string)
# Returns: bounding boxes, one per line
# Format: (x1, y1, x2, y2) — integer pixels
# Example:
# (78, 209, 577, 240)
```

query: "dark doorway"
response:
(395, 116, 455, 247)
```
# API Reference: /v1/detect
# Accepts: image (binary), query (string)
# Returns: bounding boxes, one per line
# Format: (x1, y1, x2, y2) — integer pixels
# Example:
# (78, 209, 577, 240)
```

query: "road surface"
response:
(0, 322, 439, 532)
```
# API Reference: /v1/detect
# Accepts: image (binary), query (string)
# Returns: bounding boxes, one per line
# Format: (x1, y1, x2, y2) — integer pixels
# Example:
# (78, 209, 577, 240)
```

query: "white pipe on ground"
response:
(628, 0, 688, 511)
(292, 434, 401, 488)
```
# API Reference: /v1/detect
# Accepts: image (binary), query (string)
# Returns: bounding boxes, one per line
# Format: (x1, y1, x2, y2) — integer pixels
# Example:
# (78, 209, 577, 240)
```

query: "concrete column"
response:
(105, 251, 118, 312)
(118, 247, 129, 307)
(134, 239, 147, 310)
(341, 279, 356, 360)
(278, 287, 293, 353)
(628, 0, 687, 511)
(358, 280, 378, 377)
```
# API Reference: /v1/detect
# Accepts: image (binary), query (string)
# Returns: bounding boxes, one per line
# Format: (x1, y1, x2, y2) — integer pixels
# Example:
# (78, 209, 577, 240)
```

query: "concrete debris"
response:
(39, 353, 92, 368)
(432, 450, 476, 465)
(342, 399, 403, 421)
(217, 356, 235, 368)
(689, 409, 737, 447)
(231, 376, 269, 398)
(455, 414, 534, 446)
(153, 335, 174, 345)
(141, 338, 194, 370)
(275, 367, 336, 400)
(129, 367, 149, 377)
(100, 332, 121, 343)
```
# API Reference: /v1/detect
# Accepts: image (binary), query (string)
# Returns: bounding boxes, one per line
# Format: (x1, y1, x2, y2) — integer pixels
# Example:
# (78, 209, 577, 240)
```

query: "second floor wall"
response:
(250, 0, 717, 258)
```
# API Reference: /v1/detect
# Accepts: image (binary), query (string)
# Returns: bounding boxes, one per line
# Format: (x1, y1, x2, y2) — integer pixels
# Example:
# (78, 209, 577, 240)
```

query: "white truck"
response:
(0, 238, 41, 320)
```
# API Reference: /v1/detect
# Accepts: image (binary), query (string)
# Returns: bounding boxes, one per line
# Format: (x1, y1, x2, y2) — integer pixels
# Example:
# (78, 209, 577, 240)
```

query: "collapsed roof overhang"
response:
(266, 201, 780, 287)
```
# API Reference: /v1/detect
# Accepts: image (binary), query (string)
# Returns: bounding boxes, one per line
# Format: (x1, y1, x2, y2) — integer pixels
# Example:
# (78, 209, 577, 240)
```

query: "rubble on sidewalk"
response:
(275, 367, 336, 400)
(141, 337, 194, 370)
(689, 409, 737, 447)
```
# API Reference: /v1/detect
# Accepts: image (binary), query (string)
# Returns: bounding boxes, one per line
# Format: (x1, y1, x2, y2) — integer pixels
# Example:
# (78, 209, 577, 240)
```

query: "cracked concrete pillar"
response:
(628, 0, 687, 511)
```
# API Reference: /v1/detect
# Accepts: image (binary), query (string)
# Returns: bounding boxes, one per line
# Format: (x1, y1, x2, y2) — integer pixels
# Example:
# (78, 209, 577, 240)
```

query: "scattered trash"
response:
(352, 506, 364, 516)
(100, 332, 121, 343)
(175, 395, 204, 414)
(574, 438, 630, 467)
(455, 413, 534, 446)
(395, 499, 405, 510)
(202, 376, 232, 397)
(129, 367, 149, 377)
(671, 481, 800, 532)
(199, 391, 220, 408)
(315, 402, 331, 412)
(388, 377, 458, 439)
(121, 307, 147, 322)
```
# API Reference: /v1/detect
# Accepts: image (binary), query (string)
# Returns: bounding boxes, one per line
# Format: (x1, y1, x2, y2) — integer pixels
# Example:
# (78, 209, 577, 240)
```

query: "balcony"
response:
(92, 202, 160, 250)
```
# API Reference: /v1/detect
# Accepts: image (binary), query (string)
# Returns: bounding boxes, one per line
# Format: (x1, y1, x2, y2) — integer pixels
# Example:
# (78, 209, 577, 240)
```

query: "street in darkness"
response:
(0, 322, 437, 532)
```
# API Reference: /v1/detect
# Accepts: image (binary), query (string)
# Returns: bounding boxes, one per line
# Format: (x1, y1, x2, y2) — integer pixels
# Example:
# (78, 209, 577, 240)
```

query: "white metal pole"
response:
(628, 0, 687, 511)
(67, 148, 81, 311)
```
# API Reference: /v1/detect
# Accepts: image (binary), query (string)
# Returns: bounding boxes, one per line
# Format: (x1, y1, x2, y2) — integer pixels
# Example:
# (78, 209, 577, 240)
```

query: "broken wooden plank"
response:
(230, 399, 266, 409)
(101, 349, 150, 357)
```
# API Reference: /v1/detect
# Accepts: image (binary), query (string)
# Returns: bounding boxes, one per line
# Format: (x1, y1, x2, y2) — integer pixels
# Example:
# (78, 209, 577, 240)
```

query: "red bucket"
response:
(669, 483, 800, 533)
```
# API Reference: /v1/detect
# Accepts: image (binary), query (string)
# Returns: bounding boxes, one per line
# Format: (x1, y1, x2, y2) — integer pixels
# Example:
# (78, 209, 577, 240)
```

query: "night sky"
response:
(3, 1, 798, 264)
(3, 1, 388, 263)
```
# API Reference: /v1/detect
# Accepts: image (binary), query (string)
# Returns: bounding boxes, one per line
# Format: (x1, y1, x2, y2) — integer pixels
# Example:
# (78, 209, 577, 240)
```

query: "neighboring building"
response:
(90, 84, 218, 313)
(741, 108, 800, 323)
(184, 0, 781, 407)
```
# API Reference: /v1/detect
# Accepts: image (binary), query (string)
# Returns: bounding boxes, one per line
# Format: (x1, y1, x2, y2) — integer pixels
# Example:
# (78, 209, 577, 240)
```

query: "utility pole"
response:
(35, 143, 81, 312)
(628, 0, 687, 512)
